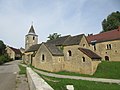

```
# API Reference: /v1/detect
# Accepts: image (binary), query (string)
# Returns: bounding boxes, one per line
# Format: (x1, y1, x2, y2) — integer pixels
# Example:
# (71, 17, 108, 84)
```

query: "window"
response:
(42, 54, 45, 61)
(109, 44, 111, 49)
(106, 44, 112, 50)
(68, 50, 72, 56)
(83, 44, 85, 47)
(33, 36, 35, 40)
(82, 57, 85, 62)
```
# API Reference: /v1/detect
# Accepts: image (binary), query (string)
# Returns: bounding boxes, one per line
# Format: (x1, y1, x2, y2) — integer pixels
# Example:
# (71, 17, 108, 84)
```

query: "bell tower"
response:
(25, 25, 38, 50)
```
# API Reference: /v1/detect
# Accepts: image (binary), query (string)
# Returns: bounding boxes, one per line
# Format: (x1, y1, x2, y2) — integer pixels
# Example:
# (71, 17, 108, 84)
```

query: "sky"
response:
(0, 0, 120, 48)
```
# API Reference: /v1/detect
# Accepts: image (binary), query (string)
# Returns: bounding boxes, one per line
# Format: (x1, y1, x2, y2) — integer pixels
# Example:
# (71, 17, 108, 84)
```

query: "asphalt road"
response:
(0, 60, 20, 90)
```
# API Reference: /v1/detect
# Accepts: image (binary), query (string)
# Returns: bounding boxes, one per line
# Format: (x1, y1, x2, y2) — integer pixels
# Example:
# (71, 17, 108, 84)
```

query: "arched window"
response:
(42, 54, 45, 61)
(82, 57, 85, 62)
(68, 50, 72, 56)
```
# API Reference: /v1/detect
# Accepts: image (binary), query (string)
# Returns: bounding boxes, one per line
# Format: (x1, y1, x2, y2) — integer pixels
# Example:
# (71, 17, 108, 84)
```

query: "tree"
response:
(0, 40, 6, 55)
(101, 11, 120, 32)
(47, 33, 61, 40)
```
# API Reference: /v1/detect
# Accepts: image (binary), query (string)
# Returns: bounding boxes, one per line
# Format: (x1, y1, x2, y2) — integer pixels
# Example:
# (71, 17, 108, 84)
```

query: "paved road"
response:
(34, 68, 120, 84)
(0, 60, 20, 90)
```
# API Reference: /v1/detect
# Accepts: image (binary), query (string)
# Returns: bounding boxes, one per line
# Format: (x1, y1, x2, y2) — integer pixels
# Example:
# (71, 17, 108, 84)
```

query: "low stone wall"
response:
(27, 67, 54, 90)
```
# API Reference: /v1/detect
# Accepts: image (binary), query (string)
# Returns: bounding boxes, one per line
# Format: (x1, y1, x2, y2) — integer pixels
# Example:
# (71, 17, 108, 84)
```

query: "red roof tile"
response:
(87, 28, 120, 43)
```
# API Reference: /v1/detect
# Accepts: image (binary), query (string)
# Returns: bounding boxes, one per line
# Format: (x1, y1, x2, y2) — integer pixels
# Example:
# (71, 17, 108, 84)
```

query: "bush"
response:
(0, 55, 12, 64)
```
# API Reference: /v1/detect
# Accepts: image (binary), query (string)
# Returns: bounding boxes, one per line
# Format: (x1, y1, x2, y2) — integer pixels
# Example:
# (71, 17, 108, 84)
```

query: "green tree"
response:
(47, 33, 61, 40)
(101, 11, 120, 32)
(0, 40, 6, 55)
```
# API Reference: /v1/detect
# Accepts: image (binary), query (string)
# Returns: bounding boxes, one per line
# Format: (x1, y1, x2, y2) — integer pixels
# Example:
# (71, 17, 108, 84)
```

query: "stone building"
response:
(24, 26, 101, 75)
(87, 27, 120, 61)
(6, 46, 22, 60)
(24, 25, 120, 75)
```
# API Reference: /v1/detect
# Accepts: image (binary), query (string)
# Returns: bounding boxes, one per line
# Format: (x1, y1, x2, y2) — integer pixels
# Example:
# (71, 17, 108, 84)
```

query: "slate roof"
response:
(25, 44, 41, 52)
(87, 28, 120, 44)
(46, 35, 70, 46)
(9, 47, 21, 54)
(79, 48, 101, 59)
(63, 34, 84, 46)
(44, 43, 64, 56)
(28, 25, 35, 34)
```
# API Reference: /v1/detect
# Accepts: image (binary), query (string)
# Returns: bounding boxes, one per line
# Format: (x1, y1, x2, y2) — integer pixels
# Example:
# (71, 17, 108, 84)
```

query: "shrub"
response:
(0, 55, 12, 64)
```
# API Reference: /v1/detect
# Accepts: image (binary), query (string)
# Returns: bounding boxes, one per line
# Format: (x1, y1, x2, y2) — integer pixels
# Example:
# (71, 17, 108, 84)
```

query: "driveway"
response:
(0, 60, 20, 90)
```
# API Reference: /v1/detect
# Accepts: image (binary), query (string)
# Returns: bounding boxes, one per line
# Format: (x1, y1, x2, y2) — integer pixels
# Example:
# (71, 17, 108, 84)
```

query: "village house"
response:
(87, 27, 120, 61)
(6, 46, 22, 60)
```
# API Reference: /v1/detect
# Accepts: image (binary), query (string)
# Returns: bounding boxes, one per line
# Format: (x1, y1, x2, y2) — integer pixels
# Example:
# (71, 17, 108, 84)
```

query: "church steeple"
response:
(25, 24, 38, 50)
(28, 25, 36, 34)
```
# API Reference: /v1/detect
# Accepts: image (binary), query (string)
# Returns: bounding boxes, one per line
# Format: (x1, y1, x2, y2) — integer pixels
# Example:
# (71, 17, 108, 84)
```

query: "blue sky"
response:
(0, 0, 120, 48)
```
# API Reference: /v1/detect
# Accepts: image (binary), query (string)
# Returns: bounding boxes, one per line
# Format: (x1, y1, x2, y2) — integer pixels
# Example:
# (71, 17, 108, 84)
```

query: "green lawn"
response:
(93, 61, 120, 79)
(18, 64, 26, 75)
(38, 74, 120, 90)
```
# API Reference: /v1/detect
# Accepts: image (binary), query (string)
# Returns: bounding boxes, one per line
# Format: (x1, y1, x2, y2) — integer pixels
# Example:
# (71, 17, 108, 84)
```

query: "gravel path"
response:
(34, 69, 120, 84)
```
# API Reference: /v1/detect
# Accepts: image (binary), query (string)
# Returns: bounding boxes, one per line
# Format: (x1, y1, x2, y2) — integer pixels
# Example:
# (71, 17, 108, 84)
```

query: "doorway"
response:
(105, 56, 109, 61)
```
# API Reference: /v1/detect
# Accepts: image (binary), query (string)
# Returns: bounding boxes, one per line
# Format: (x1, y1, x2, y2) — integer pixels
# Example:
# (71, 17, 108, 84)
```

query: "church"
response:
(23, 25, 120, 75)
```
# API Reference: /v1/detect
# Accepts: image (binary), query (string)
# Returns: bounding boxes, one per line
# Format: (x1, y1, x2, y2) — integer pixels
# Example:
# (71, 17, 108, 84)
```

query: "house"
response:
(6, 46, 22, 60)
(24, 25, 101, 75)
(87, 27, 120, 61)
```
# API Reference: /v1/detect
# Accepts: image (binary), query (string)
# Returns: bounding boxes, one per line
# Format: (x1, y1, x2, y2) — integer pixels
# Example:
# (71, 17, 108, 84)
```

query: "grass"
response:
(55, 71, 91, 77)
(18, 64, 26, 75)
(93, 61, 120, 79)
(37, 73, 120, 90)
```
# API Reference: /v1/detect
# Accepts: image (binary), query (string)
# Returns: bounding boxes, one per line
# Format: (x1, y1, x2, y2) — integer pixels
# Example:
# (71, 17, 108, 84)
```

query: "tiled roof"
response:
(44, 43, 64, 56)
(87, 28, 120, 44)
(9, 47, 21, 54)
(63, 34, 84, 46)
(79, 48, 101, 59)
(28, 25, 35, 34)
(25, 44, 41, 52)
(46, 35, 70, 46)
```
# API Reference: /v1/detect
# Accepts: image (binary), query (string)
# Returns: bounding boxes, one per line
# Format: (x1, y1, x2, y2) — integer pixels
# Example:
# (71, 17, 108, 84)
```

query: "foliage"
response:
(0, 55, 13, 65)
(101, 11, 120, 32)
(0, 40, 13, 65)
(19, 65, 26, 74)
(47, 33, 61, 40)
(38, 74, 120, 90)
(0, 40, 6, 55)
